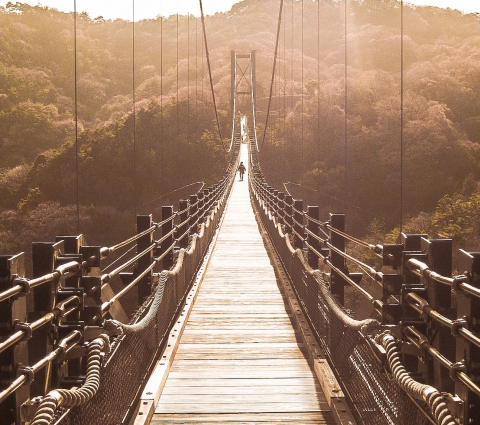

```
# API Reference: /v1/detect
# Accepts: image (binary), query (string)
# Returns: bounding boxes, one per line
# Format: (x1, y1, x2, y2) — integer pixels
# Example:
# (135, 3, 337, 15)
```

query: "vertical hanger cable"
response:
(132, 0, 137, 218)
(344, 0, 348, 214)
(301, 0, 304, 199)
(400, 0, 404, 233)
(74, 0, 80, 234)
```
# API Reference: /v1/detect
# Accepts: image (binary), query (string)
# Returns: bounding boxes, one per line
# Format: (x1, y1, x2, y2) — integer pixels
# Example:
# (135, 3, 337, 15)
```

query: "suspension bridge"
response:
(1, 1, 480, 425)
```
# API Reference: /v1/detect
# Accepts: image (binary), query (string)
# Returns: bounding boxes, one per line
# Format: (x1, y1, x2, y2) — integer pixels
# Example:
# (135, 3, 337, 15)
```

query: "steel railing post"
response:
(293, 200, 304, 249)
(306, 206, 320, 269)
(161, 206, 174, 270)
(136, 214, 154, 304)
(178, 200, 189, 248)
(328, 213, 346, 303)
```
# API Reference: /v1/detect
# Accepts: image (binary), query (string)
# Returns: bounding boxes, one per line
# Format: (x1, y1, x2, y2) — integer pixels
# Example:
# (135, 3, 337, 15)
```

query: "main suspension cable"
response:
(199, 0, 227, 151)
(260, 0, 284, 152)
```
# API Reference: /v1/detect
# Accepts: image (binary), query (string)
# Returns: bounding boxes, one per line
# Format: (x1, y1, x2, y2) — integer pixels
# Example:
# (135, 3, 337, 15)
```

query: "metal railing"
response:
(0, 139, 241, 424)
(248, 139, 479, 425)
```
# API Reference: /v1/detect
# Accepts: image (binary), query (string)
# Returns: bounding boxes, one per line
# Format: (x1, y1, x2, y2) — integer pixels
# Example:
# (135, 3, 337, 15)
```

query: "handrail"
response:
(0, 296, 80, 355)
(325, 222, 381, 252)
(0, 330, 82, 404)
(0, 261, 83, 304)
(406, 292, 480, 348)
(326, 242, 380, 277)
(407, 258, 480, 299)
(405, 326, 480, 397)
(103, 242, 156, 281)
(107, 223, 159, 254)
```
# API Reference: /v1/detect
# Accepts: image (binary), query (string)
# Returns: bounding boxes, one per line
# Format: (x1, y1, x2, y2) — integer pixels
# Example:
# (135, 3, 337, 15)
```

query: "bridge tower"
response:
(231, 50, 258, 147)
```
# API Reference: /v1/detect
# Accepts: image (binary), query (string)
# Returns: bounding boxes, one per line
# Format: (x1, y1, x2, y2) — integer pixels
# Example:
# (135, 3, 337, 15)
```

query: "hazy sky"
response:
(0, 0, 479, 20)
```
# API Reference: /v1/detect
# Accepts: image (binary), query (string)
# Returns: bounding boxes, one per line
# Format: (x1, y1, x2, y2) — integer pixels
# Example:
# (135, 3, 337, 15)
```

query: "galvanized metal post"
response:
(285, 195, 293, 234)
(420, 238, 454, 393)
(30, 240, 64, 398)
(278, 191, 285, 225)
(178, 200, 189, 248)
(54, 235, 84, 383)
(455, 250, 480, 422)
(161, 206, 174, 270)
(0, 254, 29, 423)
(137, 215, 154, 304)
(189, 194, 198, 234)
(306, 206, 320, 269)
(328, 213, 346, 303)
(293, 200, 304, 249)
(273, 190, 279, 219)
(197, 190, 205, 223)
(203, 188, 211, 218)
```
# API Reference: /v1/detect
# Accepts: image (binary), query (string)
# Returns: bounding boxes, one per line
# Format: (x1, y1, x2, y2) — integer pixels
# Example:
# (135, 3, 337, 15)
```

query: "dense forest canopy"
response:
(1, 0, 480, 271)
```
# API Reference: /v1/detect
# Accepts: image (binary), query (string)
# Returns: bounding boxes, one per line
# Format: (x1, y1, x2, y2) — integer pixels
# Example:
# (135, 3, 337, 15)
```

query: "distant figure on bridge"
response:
(238, 162, 246, 181)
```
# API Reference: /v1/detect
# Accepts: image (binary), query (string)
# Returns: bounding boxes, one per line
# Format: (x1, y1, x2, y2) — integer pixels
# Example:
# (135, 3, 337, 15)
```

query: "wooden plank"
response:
(158, 393, 327, 405)
(162, 385, 320, 396)
(179, 335, 298, 344)
(173, 351, 306, 360)
(163, 378, 320, 387)
(155, 403, 330, 414)
(187, 313, 291, 319)
(182, 329, 297, 335)
(151, 412, 335, 423)
(171, 358, 309, 367)
(166, 370, 315, 379)
(176, 342, 303, 349)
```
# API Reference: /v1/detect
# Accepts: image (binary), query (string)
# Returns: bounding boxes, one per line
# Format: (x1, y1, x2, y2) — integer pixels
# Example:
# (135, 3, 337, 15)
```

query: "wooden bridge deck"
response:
(148, 145, 334, 424)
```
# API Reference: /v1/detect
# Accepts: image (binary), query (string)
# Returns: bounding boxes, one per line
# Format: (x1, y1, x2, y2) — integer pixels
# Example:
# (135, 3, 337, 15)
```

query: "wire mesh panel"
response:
(63, 176, 233, 425)
(64, 266, 181, 424)
(253, 193, 428, 425)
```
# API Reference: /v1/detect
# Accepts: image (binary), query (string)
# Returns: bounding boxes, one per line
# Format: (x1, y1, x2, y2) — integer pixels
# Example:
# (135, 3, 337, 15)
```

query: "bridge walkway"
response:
(148, 144, 334, 424)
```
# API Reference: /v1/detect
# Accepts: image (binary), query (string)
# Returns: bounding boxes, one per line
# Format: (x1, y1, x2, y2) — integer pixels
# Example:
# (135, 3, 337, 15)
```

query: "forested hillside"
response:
(1, 0, 480, 268)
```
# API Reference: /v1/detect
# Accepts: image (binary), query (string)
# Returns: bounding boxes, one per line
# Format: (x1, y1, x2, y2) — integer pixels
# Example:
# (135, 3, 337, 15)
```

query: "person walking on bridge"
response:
(238, 162, 246, 181)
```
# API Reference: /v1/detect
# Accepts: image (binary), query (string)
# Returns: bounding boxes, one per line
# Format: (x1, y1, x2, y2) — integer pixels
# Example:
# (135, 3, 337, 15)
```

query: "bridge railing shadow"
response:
(248, 139, 479, 425)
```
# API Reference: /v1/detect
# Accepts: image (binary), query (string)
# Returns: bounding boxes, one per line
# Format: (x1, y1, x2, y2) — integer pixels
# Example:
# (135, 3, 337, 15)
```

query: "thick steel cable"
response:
(260, 0, 284, 152)
(187, 11, 190, 164)
(31, 335, 110, 425)
(139, 181, 204, 209)
(317, 0, 320, 207)
(400, 0, 404, 232)
(290, 0, 293, 171)
(74, 0, 79, 234)
(176, 3, 179, 138)
(195, 15, 198, 135)
(132, 0, 137, 218)
(301, 0, 304, 200)
(160, 0, 164, 191)
(377, 333, 456, 425)
(344, 0, 348, 214)
(198, 0, 226, 151)
(283, 7, 286, 173)
(104, 270, 167, 335)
